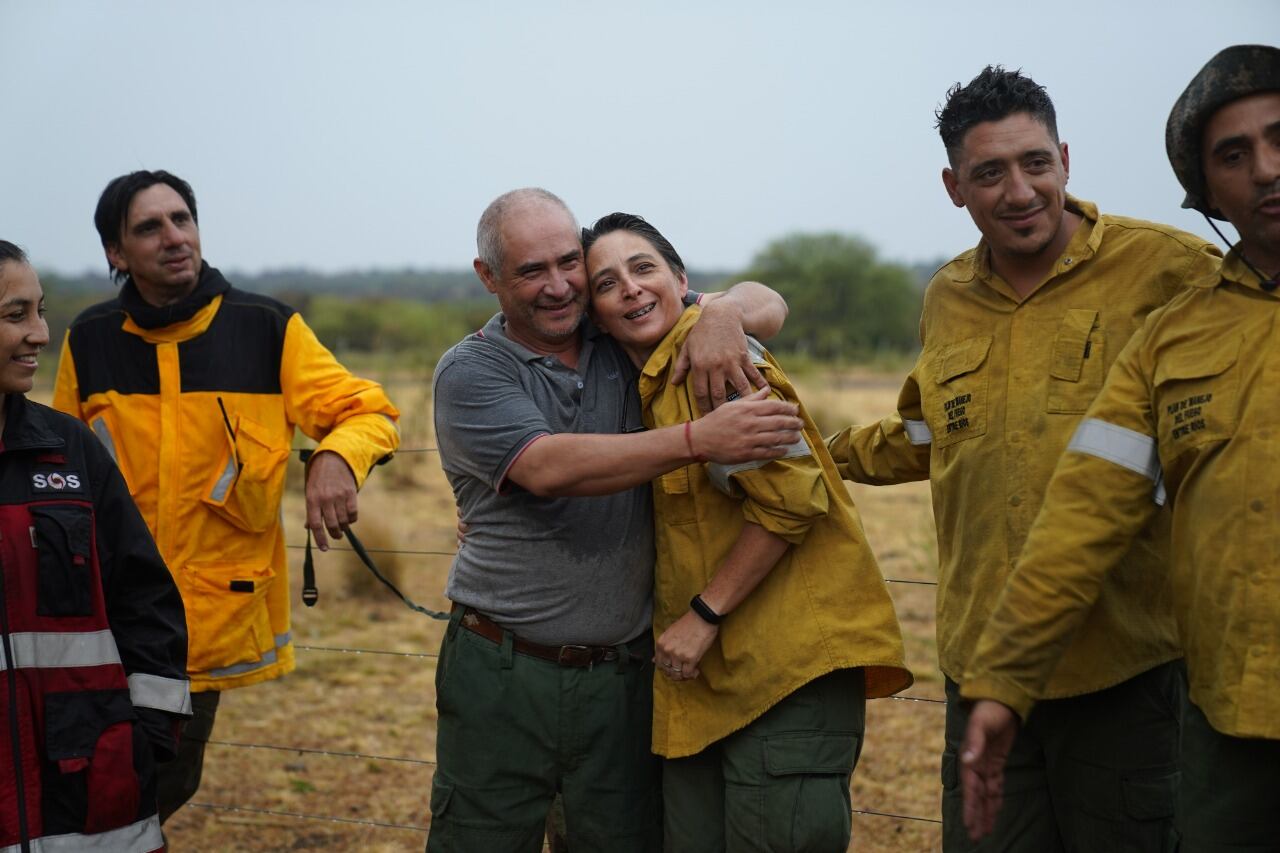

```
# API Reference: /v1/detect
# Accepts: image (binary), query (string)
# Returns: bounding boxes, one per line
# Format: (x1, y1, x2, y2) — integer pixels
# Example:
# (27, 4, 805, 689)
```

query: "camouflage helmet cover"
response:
(1166, 44, 1280, 220)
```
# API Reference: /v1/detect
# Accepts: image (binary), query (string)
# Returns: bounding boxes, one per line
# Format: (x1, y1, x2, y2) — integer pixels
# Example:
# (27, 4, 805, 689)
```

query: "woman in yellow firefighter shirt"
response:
(582, 213, 911, 853)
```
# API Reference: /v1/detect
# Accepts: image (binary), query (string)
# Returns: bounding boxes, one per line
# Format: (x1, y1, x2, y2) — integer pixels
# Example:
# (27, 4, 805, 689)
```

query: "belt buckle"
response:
(557, 645, 593, 667)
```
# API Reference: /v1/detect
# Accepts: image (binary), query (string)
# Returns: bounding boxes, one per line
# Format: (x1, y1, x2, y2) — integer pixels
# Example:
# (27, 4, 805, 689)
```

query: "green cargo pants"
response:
(1175, 693, 1280, 852)
(426, 609, 661, 853)
(663, 668, 866, 853)
(943, 661, 1185, 852)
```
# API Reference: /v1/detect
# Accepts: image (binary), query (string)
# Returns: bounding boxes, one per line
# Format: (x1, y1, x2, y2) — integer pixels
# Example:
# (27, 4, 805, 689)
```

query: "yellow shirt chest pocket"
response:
(928, 335, 992, 449)
(1047, 309, 1107, 414)
(1154, 335, 1241, 455)
(656, 466, 700, 526)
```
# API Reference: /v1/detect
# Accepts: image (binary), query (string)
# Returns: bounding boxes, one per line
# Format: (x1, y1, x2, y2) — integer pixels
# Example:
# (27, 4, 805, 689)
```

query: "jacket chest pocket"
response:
(926, 335, 992, 449)
(1154, 336, 1241, 456)
(31, 504, 96, 618)
(1047, 309, 1107, 413)
(202, 413, 290, 533)
(655, 467, 698, 526)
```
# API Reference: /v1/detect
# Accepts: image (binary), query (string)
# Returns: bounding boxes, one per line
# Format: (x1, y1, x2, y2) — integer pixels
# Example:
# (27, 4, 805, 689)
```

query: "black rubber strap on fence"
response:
(302, 530, 319, 607)
(344, 527, 450, 620)
(301, 524, 449, 621)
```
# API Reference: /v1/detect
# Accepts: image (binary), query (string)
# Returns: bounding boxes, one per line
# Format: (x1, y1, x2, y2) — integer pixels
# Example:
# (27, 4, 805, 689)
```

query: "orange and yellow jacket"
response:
(53, 266, 399, 692)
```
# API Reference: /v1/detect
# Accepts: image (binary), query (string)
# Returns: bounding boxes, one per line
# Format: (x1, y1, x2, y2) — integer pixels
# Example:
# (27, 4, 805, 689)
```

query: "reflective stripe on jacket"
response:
(0, 393, 187, 851)
(640, 308, 912, 759)
(826, 198, 1221, 696)
(52, 270, 400, 692)
(964, 252, 1279, 739)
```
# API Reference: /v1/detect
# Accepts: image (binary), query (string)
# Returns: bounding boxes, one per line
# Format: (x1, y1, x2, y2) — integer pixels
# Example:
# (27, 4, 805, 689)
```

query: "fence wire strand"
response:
(853, 808, 944, 825)
(186, 802, 428, 833)
(285, 542, 937, 587)
(208, 738, 437, 767)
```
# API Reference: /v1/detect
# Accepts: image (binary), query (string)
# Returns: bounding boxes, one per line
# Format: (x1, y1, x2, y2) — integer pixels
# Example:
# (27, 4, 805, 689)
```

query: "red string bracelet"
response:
(684, 421, 708, 463)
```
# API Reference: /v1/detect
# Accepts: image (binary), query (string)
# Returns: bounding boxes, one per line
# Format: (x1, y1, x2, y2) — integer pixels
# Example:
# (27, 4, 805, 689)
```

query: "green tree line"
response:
(40, 233, 933, 370)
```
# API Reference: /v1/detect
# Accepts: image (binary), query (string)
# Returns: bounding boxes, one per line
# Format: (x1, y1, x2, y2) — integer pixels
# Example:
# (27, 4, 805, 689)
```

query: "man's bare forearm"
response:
(703, 281, 788, 340)
(507, 389, 803, 497)
(507, 427, 696, 497)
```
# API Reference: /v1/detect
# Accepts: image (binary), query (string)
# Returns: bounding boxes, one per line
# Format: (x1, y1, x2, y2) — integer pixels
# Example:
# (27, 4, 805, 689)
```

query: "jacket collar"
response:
(1218, 249, 1280, 295)
(1, 395, 64, 452)
(120, 262, 230, 330)
(955, 195, 1101, 286)
(638, 305, 702, 392)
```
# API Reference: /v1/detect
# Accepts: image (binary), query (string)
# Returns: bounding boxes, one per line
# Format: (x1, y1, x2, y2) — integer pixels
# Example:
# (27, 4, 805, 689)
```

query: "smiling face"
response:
(942, 111, 1073, 267)
(1201, 91, 1280, 275)
(474, 200, 587, 353)
(106, 183, 203, 307)
(586, 229, 688, 366)
(0, 260, 49, 396)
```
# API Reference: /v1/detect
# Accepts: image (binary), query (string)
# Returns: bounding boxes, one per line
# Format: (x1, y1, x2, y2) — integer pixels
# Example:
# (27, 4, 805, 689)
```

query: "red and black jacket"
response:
(0, 393, 189, 853)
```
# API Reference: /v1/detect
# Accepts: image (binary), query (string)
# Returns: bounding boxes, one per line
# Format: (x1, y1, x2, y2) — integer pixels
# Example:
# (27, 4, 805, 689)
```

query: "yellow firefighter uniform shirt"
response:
(639, 306, 912, 759)
(826, 197, 1221, 697)
(964, 251, 1278, 739)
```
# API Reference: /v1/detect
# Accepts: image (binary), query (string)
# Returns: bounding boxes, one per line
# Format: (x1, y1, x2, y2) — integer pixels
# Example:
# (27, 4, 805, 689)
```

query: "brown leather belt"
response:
(454, 605, 641, 668)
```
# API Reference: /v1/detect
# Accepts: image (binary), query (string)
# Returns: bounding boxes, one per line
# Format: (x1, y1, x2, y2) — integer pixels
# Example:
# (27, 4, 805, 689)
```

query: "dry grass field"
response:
(141, 366, 946, 852)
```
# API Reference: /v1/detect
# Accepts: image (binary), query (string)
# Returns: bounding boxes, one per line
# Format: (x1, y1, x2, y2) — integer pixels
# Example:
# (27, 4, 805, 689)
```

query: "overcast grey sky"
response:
(2, 1, 1274, 277)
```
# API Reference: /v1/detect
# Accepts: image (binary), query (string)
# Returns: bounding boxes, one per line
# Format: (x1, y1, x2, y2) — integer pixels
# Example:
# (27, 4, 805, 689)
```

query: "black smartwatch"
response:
(690, 594, 722, 626)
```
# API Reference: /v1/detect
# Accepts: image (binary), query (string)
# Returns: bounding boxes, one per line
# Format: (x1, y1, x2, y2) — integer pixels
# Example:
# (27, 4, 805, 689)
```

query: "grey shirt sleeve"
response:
(433, 342, 551, 492)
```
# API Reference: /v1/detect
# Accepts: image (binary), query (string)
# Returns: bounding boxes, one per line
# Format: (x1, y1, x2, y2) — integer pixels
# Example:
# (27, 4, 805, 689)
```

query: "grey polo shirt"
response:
(432, 312, 654, 646)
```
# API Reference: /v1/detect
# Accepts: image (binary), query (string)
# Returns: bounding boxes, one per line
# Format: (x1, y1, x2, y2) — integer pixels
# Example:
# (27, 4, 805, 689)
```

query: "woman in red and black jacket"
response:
(0, 241, 189, 853)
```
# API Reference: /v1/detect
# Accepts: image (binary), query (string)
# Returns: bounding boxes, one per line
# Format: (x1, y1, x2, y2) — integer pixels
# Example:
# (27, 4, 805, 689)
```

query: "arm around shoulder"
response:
(508, 388, 804, 497)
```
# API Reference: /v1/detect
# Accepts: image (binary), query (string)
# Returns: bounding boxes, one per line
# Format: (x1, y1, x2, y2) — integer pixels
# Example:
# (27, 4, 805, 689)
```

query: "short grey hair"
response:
(476, 187, 577, 273)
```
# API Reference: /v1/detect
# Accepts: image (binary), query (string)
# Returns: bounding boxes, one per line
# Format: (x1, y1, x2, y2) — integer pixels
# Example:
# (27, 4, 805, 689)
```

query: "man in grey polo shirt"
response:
(429, 188, 799, 853)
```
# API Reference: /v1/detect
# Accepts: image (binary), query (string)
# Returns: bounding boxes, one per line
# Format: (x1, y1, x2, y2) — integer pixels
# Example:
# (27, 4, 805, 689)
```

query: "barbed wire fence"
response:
(183, 444, 947, 842)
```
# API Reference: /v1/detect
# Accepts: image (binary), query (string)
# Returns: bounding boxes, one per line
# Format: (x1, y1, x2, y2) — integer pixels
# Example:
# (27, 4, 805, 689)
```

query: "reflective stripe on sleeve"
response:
(1067, 418, 1166, 505)
(90, 417, 117, 463)
(707, 436, 812, 496)
(903, 419, 932, 446)
(18, 813, 164, 853)
(128, 672, 193, 715)
(0, 630, 122, 671)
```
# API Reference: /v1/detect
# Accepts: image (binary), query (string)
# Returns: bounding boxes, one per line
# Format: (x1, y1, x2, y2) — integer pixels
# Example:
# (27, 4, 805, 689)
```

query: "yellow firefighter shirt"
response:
(640, 307, 911, 759)
(963, 251, 1278, 739)
(826, 198, 1221, 696)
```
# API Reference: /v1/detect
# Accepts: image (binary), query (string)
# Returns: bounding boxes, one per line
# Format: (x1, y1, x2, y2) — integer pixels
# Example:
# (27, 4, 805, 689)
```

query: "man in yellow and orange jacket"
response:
(53, 169, 400, 823)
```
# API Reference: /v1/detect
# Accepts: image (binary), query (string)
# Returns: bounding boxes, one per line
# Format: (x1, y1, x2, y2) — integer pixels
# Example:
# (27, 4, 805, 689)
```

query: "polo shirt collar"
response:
(477, 311, 599, 364)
